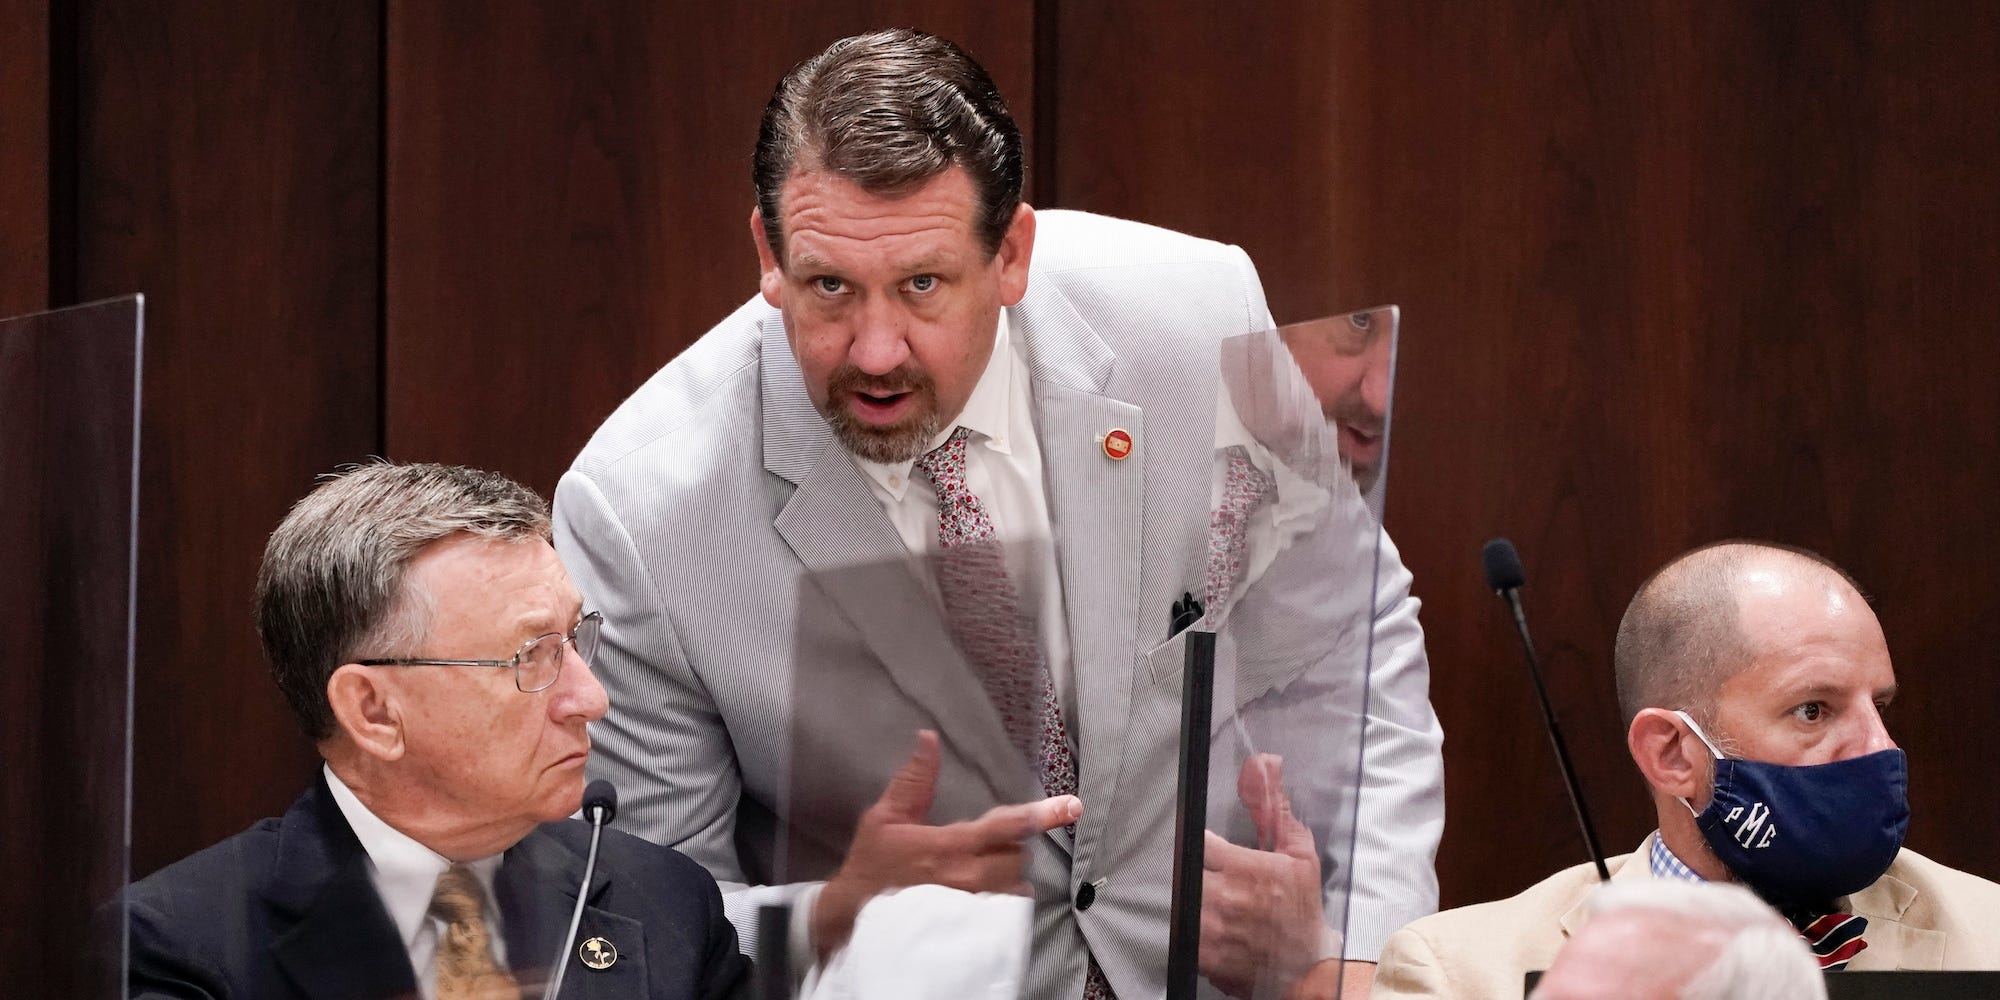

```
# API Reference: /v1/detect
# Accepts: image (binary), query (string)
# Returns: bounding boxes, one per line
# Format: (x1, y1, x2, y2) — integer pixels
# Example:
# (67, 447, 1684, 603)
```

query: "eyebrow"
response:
(1782, 680, 1899, 702)
(789, 250, 960, 275)
(898, 251, 956, 273)
(510, 598, 586, 641)
(790, 251, 837, 274)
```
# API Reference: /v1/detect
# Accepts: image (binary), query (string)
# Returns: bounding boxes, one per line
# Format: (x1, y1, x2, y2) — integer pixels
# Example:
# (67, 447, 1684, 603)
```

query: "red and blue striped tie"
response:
(1793, 910, 1869, 970)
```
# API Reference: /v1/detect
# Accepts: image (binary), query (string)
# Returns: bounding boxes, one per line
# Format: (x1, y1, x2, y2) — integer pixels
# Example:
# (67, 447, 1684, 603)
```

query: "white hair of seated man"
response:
(1530, 879, 1827, 1000)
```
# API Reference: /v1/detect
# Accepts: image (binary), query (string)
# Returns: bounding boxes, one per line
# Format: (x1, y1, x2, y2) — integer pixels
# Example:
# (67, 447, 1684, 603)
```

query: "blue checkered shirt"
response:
(1648, 831, 1708, 883)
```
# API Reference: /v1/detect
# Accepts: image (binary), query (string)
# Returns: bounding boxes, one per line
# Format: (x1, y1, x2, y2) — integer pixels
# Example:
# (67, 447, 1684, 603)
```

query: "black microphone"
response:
(544, 781, 619, 999)
(1481, 539, 1611, 883)
(582, 781, 618, 825)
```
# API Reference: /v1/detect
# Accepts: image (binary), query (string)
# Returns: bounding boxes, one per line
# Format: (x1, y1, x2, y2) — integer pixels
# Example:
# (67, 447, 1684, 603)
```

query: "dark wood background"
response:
(7, 2, 1997, 967)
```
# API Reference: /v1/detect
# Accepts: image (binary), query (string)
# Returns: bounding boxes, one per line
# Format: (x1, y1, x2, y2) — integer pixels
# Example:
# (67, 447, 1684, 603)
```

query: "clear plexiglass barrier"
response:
(0, 296, 143, 1000)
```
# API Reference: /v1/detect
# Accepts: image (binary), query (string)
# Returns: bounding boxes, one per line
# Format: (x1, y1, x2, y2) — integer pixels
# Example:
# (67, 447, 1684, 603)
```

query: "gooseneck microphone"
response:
(544, 780, 619, 1000)
(1481, 539, 1611, 883)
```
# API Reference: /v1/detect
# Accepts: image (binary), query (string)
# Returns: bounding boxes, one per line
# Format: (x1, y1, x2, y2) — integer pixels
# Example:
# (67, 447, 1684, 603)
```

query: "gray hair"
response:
(1613, 540, 1863, 727)
(752, 28, 1024, 259)
(1583, 880, 1827, 1000)
(255, 461, 550, 740)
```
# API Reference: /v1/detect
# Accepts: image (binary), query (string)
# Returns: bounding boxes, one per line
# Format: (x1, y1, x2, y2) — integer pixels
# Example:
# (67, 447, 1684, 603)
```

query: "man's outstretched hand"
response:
(812, 730, 1082, 958)
(1200, 753, 1331, 998)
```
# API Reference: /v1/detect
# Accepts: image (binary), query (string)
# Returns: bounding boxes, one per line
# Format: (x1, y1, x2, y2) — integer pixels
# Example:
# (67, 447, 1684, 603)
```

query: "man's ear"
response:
(1629, 708, 1710, 804)
(752, 207, 783, 308)
(327, 664, 406, 762)
(995, 202, 1036, 307)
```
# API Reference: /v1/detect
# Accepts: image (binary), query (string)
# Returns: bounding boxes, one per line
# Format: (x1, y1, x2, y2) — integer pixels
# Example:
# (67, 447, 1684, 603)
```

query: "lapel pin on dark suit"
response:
(1100, 428, 1133, 460)
(579, 936, 617, 970)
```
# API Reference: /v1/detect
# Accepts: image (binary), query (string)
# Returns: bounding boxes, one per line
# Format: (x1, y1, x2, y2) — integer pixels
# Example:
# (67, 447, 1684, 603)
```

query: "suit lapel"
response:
(497, 827, 645, 998)
(559, 911, 648, 999)
(497, 827, 598, 986)
(267, 779, 420, 1000)
(1557, 838, 1651, 938)
(1015, 285, 1142, 856)
(1846, 865, 1944, 970)
(761, 316, 1031, 805)
(1550, 839, 1950, 972)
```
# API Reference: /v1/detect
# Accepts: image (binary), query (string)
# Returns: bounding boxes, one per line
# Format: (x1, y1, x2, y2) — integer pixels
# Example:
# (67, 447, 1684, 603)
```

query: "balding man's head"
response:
(1613, 542, 1867, 728)
(1621, 541, 1901, 888)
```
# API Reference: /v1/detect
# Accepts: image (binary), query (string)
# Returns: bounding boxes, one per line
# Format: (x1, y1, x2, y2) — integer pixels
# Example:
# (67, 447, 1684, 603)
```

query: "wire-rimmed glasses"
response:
(357, 611, 604, 693)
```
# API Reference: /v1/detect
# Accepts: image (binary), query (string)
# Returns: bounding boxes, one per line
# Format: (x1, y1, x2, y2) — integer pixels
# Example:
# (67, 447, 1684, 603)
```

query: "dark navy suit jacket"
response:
(127, 774, 750, 999)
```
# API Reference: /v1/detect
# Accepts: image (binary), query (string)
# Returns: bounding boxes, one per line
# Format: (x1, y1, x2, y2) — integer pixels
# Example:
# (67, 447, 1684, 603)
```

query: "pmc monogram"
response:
(1723, 802, 1777, 849)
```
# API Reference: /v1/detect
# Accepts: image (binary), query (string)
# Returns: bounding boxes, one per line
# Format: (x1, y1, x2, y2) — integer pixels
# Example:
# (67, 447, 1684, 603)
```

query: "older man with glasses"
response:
(126, 461, 750, 1000)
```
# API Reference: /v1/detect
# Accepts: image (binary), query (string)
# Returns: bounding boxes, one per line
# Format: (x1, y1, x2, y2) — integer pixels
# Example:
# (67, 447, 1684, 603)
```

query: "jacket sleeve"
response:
(1345, 529, 1446, 960)
(694, 865, 755, 1000)
(553, 468, 823, 966)
(1369, 923, 1453, 999)
(127, 890, 228, 999)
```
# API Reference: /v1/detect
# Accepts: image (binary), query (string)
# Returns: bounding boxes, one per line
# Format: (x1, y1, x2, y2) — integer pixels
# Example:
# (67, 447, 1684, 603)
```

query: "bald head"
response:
(1613, 542, 1867, 726)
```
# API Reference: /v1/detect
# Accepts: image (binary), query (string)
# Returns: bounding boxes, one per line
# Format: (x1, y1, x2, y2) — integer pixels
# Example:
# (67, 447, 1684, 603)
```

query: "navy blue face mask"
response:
(1675, 711, 1909, 904)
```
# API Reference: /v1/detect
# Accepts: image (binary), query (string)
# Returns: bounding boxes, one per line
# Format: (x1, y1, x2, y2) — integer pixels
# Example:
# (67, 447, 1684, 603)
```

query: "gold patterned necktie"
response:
(429, 863, 522, 1000)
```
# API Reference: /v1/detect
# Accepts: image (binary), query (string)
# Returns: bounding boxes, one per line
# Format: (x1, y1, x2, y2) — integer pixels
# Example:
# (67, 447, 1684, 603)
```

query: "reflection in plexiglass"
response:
(1202, 306, 1398, 999)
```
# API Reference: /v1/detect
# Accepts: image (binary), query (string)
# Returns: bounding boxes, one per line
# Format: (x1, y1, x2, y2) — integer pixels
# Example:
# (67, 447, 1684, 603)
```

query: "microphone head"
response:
(1482, 538, 1526, 593)
(583, 780, 618, 825)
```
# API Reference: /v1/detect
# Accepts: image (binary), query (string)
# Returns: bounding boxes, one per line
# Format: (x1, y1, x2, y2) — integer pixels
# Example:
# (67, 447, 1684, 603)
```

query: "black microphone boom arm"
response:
(1481, 539, 1612, 883)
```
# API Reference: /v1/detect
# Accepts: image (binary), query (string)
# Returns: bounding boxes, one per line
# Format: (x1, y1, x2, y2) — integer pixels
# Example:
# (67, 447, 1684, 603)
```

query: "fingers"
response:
(1234, 754, 1316, 859)
(1204, 829, 1256, 872)
(967, 794, 1081, 849)
(1023, 794, 1084, 833)
(1236, 753, 1286, 850)
(1270, 796, 1320, 862)
(1236, 753, 1283, 808)
(874, 729, 942, 824)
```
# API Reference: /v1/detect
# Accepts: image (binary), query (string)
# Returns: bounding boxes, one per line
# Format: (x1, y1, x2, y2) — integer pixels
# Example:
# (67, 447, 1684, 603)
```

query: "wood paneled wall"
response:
(1, 0, 49, 316)
(8, 1, 1997, 928)
(1052, 1, 2000, 906)
(72, 0, 385, 876)
(384, 4, 1035, 498)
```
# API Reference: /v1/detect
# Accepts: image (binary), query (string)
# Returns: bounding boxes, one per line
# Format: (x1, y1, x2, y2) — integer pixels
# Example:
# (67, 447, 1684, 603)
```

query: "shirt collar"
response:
(854, 308, 1017, 501)
(323, 764, 504, 951)
(1649, 830, 1709, 883)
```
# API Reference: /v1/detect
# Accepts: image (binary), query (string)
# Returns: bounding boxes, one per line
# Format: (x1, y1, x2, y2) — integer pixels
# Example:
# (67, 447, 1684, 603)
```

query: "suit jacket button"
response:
(1075, 881, 1096, 911)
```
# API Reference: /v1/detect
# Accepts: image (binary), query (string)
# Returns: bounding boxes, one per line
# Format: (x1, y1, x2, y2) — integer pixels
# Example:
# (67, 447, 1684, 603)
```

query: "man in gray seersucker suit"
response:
(553, 27, 1443, 1000)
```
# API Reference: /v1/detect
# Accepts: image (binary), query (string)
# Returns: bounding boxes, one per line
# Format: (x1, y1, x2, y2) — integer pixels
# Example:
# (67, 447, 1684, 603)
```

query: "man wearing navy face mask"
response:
(1372, 541, 2000, 999)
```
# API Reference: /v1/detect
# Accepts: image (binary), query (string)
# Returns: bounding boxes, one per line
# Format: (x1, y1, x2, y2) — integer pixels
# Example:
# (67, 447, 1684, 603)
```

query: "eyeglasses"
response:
(358, 611, 604, 693)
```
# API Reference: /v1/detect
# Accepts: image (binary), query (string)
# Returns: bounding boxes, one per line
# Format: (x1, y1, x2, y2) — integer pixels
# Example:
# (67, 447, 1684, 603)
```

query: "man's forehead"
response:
(790, 244, 965, 276)
(777, 170, 980, 253)
(1728, 555, 1873, 638)
(1720, 621, 1896, 707)
(413, 534, 579, 629)
(1731, 654, 1895, 694)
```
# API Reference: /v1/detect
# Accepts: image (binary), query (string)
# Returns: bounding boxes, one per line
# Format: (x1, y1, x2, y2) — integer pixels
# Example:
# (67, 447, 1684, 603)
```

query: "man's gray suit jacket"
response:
(554, 209, 1444, 997)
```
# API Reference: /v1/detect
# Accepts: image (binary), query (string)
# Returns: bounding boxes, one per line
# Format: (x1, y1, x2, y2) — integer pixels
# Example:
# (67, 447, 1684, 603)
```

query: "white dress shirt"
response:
(849, 309, 1077, 717)
(778, 310, 1076, 979)
(324, 765, 508, 1000)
